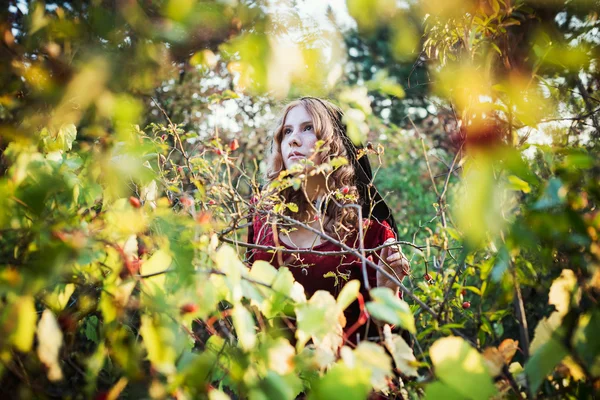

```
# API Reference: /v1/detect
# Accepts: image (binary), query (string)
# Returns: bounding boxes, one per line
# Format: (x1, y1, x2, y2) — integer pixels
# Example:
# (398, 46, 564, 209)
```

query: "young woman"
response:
(247, 97, 410, 343)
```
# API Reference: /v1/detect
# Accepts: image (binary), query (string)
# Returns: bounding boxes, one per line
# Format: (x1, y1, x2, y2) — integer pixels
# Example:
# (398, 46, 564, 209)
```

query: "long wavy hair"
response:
(265, 97, 359, 238)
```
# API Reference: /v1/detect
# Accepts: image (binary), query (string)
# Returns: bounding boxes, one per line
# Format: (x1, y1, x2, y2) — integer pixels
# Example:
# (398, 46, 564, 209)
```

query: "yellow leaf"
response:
(548, 269, 577, 317)
(141, 250, 172, 296)
(337, 280, 360, 311)
(348, 342, 393, 391)
(106, 377, 128, 400)
(429, 336, 497, 399)
(208, 390, 231, 400)
(44, 284, 75, 312)
(11, 296, 37, 352)
(140, 315, 179, 375)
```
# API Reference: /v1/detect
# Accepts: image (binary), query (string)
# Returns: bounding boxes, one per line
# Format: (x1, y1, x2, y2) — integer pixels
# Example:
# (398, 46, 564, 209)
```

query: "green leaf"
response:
(366, 287, 415, 333)
(295, 291, 341, 349)
(573, 310, 600, 375)
(308, 362, 372, 400)
(445, 226, 462, 241)
(258, 371, 301, 400)
(344, 342, 393, 391)
(525, 333, 568, 394)
(429, 336, 497, 400)
(491, 43, 502, 56)
(424, 381, 465, 400)
(268, 267, 295, 315)
(383, 325, 419, 377)
(337, 280, 360, 310)
(249, 261, 278, 285)
(215, 245, 248, 303)
(84, 316, 99, 344)
(232, 305, 256, 351)
(329, 156, 349, 169)
(195, 274, 220, 320)
(141, 250, 172, 296)
(378, 79, 405, 98)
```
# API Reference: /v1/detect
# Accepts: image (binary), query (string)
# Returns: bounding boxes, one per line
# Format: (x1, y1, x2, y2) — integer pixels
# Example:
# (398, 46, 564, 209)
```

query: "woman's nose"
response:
(288, 130, 302, 147)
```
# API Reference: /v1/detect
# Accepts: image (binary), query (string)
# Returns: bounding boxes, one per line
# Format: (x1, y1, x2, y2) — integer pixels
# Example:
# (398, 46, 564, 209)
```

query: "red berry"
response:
(52, 230, 68, 242)
(341, 186, 350, 194)
(177, 166, 184, 173)
(462, 301, 471, 309)
(120, 258, 141, 279)
(424, 273, 432, 281)
(196, 212, 211, 224)
(129, 196, 141, 208)
(461, 289, 467, 296)
(215, 149, 224, 156)
(180, 303, 198, 314)
(180, 196, 194, 207)
(208, 200, 216, 206)
(229, 139, 239, 152)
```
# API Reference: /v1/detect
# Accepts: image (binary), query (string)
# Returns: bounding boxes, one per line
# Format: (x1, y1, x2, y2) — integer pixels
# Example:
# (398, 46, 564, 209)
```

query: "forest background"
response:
(0, 0, 599, 399)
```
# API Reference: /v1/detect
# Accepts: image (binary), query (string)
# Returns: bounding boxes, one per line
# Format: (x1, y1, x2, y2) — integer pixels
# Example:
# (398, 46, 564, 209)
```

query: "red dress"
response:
(248, 212, 397, 342)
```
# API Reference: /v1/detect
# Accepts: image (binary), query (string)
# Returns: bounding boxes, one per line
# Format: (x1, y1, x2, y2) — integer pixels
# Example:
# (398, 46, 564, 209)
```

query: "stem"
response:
(511, 261, 530, 360)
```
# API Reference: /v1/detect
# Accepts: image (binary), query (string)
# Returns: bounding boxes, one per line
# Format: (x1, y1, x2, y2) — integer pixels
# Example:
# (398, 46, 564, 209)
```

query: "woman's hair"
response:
(265, 97, 359, 238)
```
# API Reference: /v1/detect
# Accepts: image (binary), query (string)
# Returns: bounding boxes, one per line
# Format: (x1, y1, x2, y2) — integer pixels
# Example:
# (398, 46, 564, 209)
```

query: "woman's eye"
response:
(284, 129, 292, 135)
(304, 125, 312, 131)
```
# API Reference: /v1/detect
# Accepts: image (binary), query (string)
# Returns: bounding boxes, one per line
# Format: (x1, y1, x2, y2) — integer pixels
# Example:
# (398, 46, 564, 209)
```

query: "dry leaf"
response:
(37, 310, 64, 381)
(383, 325, 419, 377)
(482, 347, 504, 376)
(498, 339, 519, 364)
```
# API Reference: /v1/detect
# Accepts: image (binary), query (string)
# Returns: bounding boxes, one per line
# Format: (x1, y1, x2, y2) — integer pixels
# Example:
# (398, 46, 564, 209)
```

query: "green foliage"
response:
(366, 287, 416, 333)
(1, 0, 600, 398)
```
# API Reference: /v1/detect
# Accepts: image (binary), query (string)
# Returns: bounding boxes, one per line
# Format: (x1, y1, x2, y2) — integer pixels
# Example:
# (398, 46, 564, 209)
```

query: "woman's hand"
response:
(376, 238, 410, 292)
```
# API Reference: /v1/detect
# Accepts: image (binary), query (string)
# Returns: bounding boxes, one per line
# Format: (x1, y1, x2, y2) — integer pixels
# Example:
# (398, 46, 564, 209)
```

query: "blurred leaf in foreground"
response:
(427, 336, 497, 400)
(37, 310, 64, 381)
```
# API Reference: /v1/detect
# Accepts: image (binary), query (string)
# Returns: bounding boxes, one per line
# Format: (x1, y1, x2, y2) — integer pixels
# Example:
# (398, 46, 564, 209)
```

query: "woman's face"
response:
(281, 105, 319, 169)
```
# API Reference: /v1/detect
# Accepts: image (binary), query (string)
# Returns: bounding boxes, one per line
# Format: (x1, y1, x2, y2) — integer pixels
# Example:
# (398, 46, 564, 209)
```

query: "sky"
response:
(294, 0, 356, 31)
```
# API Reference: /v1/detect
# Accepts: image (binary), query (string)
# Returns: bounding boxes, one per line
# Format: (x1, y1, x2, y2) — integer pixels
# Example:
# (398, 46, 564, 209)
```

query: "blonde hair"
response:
(265, 97, 359, 237)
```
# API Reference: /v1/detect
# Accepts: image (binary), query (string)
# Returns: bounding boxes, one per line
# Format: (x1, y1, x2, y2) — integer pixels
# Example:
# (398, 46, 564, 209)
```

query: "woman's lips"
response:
(288, 153, 305, 160)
